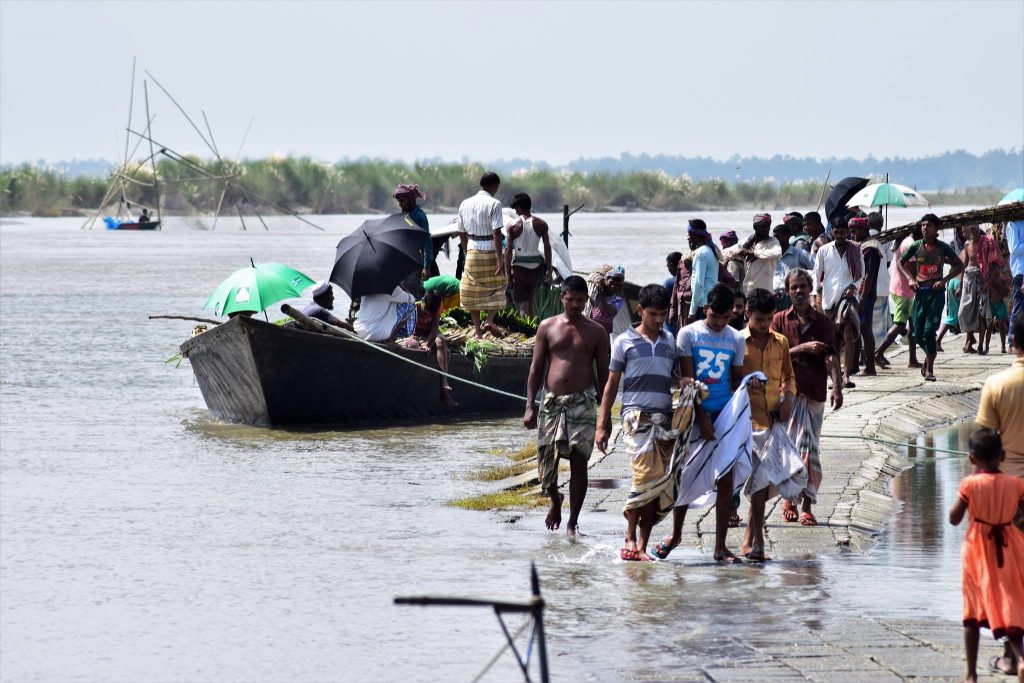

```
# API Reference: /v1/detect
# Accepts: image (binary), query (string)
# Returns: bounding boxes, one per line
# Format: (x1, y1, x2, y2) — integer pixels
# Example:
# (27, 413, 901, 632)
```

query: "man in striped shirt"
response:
(597, 284, 678, 560)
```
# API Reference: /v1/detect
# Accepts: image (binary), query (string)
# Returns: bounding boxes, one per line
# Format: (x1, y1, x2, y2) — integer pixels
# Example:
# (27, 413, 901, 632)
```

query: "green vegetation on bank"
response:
(0, 157, 1008, 216)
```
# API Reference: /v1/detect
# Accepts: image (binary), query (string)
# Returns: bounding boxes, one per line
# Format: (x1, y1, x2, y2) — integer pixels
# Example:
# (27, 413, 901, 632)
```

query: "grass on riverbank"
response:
(2, 158, 1011, 216)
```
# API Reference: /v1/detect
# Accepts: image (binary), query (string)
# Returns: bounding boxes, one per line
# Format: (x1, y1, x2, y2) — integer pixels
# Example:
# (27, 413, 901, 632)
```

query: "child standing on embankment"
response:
(948, 428, 1024, 683)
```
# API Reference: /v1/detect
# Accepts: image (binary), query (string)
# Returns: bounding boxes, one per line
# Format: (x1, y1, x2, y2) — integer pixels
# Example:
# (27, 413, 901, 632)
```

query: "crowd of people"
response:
(294, 171, 1024, 678)
(520, 208, 1023, 682)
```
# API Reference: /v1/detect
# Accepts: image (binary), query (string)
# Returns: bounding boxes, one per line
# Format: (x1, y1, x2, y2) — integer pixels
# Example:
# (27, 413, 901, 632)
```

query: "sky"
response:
(1, 0, 1022, 166)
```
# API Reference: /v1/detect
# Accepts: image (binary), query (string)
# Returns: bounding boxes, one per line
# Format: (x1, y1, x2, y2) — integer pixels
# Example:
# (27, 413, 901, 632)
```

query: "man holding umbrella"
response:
(457, 172, 506, 338)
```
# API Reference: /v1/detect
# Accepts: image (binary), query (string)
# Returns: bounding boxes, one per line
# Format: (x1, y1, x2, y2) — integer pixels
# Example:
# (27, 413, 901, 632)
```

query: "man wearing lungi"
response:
(524, 276, 610, 537)
(457, 172, 506, 338)
(504, 192, 552, 318)
(959, 225, 1002, 354)
(596, 284, 678, 561)
(772, 268, 842, 526)
(898, 214, 964, 381)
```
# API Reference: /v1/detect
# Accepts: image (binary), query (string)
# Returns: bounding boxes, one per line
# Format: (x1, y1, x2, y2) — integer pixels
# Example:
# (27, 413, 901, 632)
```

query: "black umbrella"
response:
(825, 177, 869, 223)
(330, 214, 425, 299)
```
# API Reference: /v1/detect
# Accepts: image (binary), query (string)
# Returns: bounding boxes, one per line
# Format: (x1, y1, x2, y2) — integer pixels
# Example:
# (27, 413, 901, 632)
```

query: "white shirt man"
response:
(457, 190, 503, 251)
(813, 239, 865, 310)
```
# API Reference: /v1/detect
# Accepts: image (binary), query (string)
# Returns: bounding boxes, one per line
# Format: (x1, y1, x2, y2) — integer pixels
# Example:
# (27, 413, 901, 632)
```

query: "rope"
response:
(826, 433, 968, 457)
(335, 326, 530, 401)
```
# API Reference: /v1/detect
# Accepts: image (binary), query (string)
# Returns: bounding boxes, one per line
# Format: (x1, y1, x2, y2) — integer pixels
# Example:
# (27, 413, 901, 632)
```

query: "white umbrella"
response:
(846, 182, 930, 209)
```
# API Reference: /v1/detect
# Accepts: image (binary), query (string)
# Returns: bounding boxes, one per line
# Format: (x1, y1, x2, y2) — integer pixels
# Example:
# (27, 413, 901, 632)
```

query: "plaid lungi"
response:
(460, 249, 507, 311)
(536, 389, 597, 492)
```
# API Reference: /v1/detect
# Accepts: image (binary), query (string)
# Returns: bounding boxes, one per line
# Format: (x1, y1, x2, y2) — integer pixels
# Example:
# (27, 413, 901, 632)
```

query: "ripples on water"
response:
(0, 214, 976, 681)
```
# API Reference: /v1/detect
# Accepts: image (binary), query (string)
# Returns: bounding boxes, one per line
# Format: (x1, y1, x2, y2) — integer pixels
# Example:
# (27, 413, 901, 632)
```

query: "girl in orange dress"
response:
(949, 428, 1024, 683)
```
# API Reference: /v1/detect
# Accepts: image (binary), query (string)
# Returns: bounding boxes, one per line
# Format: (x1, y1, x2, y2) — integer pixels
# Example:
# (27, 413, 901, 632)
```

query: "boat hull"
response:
(116, 221, 160, 230)
(180, 316, 529, 427)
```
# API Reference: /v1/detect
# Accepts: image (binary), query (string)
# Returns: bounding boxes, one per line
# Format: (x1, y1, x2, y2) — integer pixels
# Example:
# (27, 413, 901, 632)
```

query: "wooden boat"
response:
(180, 315, 530, 427)
(116, 220, 160, 230)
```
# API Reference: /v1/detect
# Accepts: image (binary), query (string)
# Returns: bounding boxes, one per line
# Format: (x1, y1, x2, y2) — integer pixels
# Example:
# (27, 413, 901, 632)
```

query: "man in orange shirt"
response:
(740, 288, 796, 561)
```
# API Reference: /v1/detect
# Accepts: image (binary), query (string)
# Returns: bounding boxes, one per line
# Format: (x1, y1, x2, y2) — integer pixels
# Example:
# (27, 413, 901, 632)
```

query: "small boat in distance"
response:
(103, 216, 160, 231)
(115, 220, 160, 230)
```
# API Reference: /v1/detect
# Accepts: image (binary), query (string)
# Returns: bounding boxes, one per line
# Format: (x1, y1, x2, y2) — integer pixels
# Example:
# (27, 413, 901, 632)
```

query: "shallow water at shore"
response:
(0, 215, 979, 681)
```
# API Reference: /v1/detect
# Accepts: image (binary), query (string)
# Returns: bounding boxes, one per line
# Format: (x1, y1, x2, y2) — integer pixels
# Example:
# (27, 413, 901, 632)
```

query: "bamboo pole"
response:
(281, 304, 355, 333)
(144, 71, 220, 159)
(120, 58, 136, 222)
(127, 128, 325, 231)
(143, 81, 163, 230)
(876, 202, 1024, 243)
(149, 315, 222, 325)
(814, 168, 832, 213)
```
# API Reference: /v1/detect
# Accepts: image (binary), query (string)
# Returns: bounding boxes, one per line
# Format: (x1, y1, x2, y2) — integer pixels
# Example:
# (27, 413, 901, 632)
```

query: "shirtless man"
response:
(524, 275, 611, 536)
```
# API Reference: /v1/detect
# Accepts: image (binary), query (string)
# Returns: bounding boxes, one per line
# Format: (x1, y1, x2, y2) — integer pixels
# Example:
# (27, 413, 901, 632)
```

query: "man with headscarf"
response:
(719, 230, 745, 284)
(813, 217, 864, 387)
(740, 213, 783, 295)
(687, 219, 720, 324)
(394, 183, 432, 299)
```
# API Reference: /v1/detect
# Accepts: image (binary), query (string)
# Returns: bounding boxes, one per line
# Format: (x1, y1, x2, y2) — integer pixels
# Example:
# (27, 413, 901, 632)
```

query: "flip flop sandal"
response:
(988, 655, 1019, 675)
(727, 513, 742, 528)
(651, 540, 678, 560)
(714, 551, 743, 564)
(620, 547, 642, 562)
(782, 501, 799, 523)
(799, 512, 818, 526)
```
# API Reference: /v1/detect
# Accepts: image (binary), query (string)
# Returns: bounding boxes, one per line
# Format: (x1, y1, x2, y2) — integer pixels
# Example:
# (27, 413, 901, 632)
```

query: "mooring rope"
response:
(327, 327, 972, 456)
(335, 326, 531, 401)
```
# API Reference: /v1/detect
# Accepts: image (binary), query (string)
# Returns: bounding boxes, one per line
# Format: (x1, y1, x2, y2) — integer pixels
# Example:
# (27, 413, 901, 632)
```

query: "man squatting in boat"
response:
(523, 276, 610, 537)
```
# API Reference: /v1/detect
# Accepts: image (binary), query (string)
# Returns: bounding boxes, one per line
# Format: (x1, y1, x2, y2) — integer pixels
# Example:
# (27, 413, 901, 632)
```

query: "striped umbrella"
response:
(846, 182, 929, 209)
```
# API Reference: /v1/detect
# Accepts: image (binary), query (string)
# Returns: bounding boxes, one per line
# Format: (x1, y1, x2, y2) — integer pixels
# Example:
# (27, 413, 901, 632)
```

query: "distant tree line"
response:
(1, 155, 1013, 217)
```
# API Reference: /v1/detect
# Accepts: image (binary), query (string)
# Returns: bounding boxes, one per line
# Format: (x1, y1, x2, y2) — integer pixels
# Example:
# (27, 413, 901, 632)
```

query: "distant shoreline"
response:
(1, 157, 1011, 217)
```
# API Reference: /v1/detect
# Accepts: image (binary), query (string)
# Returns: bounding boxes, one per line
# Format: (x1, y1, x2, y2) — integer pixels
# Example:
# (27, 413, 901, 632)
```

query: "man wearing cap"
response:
(302, 282, 351, 329)
(457, 172, 506, 338)
(394, 184, 432, 299)
(687, 219, 719, 324)
(740, 214, 783, 295)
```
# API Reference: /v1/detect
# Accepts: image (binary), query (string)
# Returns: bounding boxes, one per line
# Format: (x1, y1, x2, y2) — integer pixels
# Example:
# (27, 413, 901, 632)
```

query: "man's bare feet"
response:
(545, 492, 563, 530)
(483, 322, 506, 338)
(862, 367, 877, 376)
(843, 379, 857, 389)
(566, 522, 585, 538)
(908, 359, 923, 368)
(874, 354, 891, 369)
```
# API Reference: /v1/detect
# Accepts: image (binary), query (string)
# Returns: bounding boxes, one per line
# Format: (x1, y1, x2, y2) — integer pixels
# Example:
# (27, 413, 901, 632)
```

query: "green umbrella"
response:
(846, 182, 929, 209)
(204, 262, 315, 316)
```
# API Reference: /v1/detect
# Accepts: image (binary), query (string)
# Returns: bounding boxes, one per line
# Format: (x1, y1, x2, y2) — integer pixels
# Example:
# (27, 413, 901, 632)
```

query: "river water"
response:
(0, 211, 978, 681)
